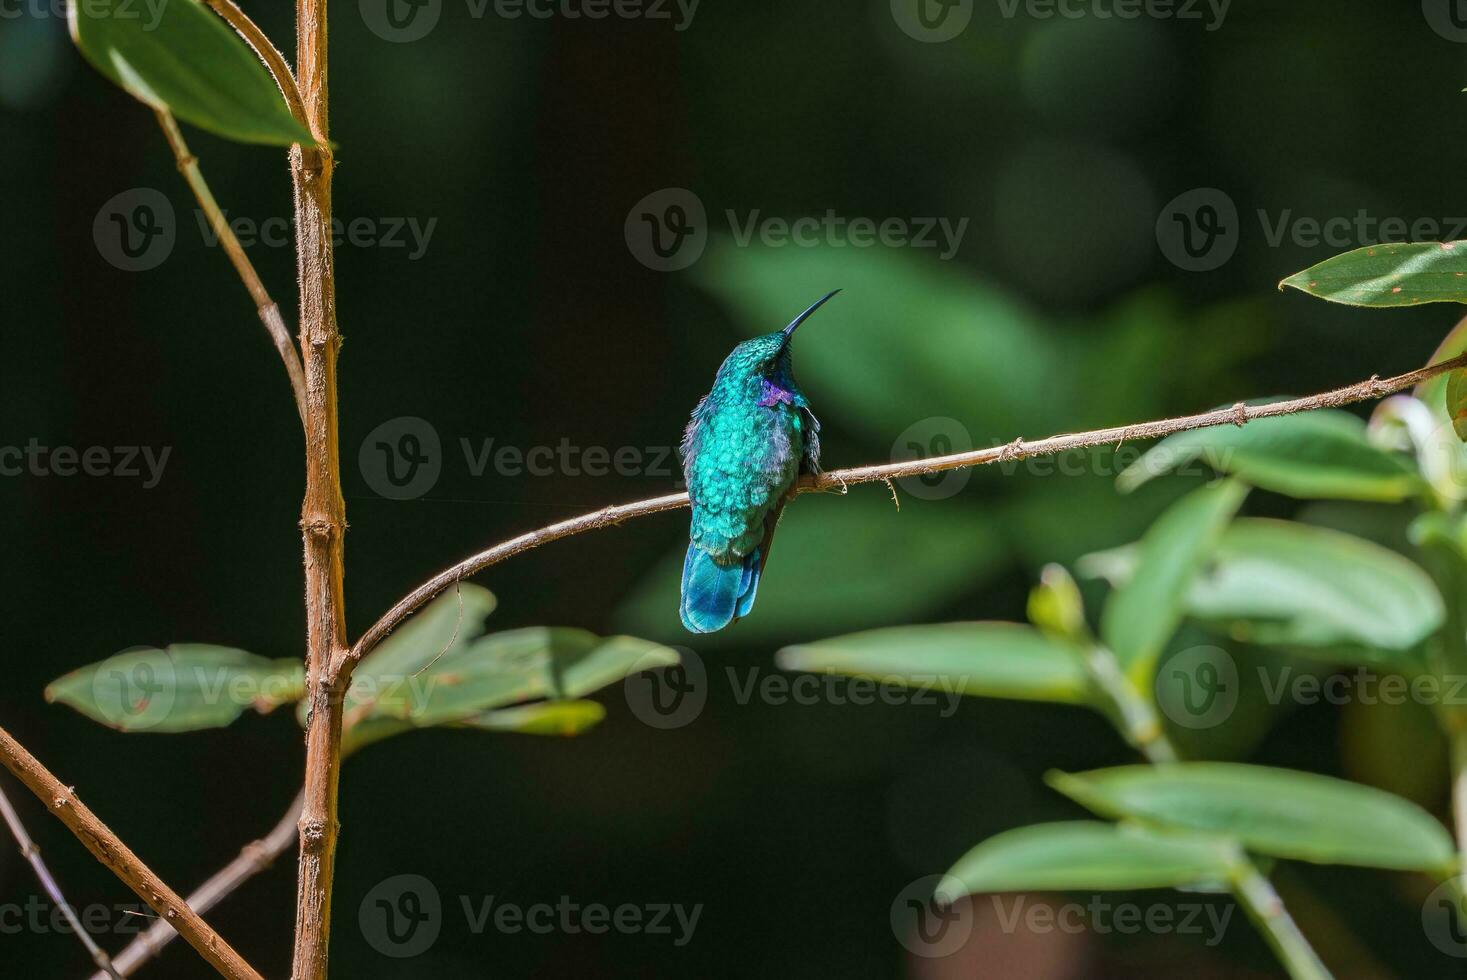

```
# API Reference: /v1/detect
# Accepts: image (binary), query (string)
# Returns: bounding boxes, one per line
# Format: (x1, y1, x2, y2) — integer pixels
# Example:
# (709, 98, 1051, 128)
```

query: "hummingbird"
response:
(678, 289, 840, 633)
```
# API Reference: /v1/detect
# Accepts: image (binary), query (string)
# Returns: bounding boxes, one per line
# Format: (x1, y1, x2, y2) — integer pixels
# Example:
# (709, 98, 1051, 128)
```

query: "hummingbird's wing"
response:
(798, 406, 821, 475)
(679, 395, 710, 467)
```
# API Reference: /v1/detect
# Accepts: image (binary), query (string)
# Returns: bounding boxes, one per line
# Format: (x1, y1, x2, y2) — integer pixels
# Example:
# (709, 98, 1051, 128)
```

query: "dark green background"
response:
(3, 1, 1467, 976)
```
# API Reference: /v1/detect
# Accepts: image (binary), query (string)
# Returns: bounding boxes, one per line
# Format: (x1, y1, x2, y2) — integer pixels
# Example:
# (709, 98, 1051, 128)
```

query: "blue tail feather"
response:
(680, 545, 763, 633)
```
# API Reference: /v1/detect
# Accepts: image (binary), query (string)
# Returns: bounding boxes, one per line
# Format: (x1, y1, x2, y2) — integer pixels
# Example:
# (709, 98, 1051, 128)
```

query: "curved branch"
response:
(332, 351, 1467, 679)
(0, 725, 262, 980)
(92, 792, 303, 979)
(200, 0, 311, 134)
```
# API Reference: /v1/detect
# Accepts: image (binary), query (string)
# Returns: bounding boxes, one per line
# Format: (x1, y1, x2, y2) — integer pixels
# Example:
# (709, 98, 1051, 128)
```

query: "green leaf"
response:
(459, 699, 607, 736)
(938, 822, 1237, 900)
(615, 491, 1006, 645)
(1027, 563, 1089, 643)
(47, 645, 304, 733)
(1280, 241, 1467, 307)
(1048, 763, 1457, 873)
(1188, 519, 1444, 657)
(1100, 481, 1249, 683)
(1118, 410, 1422, 502)
(69, 0, 314, 146)
(776, 622, 1093, 706)
(1448, 370, 1467, 442)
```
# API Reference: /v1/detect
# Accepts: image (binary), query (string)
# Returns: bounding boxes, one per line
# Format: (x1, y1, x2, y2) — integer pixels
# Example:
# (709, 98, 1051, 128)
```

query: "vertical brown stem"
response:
(291, 0, 347, 977)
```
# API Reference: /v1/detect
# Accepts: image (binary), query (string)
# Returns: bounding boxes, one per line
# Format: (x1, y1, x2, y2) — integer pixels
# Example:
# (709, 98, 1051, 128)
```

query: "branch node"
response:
(1230, 401, 1250, 427)
(999, 437, 1026, 461)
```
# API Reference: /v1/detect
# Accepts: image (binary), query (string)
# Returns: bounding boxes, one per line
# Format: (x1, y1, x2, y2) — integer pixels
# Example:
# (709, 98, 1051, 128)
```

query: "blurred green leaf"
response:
(1448, 370, 1467, 442)
(1048, 763, 1457, 873)
(69, 0, 314, 146)
(938, 822, 1237, 900)
(1413, 314, 1467, 409)
(615, 492, 1006, 645)
(1280, 241, 1467, 307)
(694, 240, 1059, 441)
(777, 622, 1093, 706)
(1188, 519, 1443, 657)
(47, 645, 304, 733)
(1027, 564, 1089, 643)
(1100, 481, 1248, 684)
(460, 699, 606, 736)
(1118, 411, 1422, 501)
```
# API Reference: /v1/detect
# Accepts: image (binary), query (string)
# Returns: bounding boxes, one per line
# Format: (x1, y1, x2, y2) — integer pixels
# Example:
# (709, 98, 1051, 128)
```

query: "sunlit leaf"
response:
(1118, 411, 1422, 502)
(1100, 481, 1248, 684)
(47, 645, 304, 733)
(1027, 564, 1089, 643)
(69, 0, 314, 146)
(777, 622, 1094, 706)
(1049, 764, 1457, 873)
(938, 822, 1237, 900)
(1280, 241, 1467, 307)
(460, 699, 607, 736)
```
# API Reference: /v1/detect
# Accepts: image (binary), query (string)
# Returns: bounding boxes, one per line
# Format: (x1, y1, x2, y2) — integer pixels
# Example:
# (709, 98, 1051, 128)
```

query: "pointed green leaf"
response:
(938, 822, 1237, 900)
(777, 622, 1094, 706)
(1188, 519, 1443, 657)
(47, 645, 304, 733)
(1100, 481, 1248, 683)
(460, 699, 606, 736)
(1448, 370, 1467, 442)
(1280, 241, 1467, 307)
(1027, 563, 1089, 643)
(1118, 410, 1421, 501)
(1048, 764, 1457, 873)
(69, 0, 314, 146)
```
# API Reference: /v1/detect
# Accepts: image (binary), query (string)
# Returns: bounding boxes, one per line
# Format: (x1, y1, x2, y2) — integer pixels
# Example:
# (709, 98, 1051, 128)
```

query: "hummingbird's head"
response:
(716, 289, 841, 382)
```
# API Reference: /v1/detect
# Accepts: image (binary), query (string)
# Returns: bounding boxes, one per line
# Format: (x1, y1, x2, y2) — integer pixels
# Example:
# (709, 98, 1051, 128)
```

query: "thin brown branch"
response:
(0, 778, 122, 979)
(199, 0, 311, 132)
(153, 110, 307, 425)
(0, 726, 262, 980)
(335, 351, 1467, 676)
(92, 792, 303, 980)
(291, 0, 347, 975)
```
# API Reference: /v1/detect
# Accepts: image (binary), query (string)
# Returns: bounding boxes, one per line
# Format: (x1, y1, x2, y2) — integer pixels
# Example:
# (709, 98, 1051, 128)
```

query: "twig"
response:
(0, 725, 262, 980)
(0, 779, 122, 979)
(199, 0, 311, 132)
(290, 0, 348, 975)
(91, 792, 304, 980)
(335, 351, 1467, 676)
(153, 110, 307, 425)
(1231, 860, 1333, 980)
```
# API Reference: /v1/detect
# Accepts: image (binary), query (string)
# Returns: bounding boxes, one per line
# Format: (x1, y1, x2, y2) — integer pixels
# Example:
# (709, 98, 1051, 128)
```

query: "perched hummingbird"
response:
(678, 290, 840, 633)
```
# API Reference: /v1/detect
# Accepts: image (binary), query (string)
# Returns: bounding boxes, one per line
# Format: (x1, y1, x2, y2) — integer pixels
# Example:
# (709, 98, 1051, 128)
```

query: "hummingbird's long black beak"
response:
(781, 289, 841, 339)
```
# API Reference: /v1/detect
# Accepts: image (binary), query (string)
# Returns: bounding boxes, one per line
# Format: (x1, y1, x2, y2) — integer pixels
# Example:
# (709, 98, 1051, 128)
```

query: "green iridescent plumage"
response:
(678, 291, 837, 633)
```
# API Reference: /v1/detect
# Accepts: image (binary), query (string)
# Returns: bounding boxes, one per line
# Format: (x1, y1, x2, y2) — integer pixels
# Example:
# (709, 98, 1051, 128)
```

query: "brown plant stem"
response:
(153, 110, 307, 424)
(90, 793, 303, 980)
(0, 726, 261, 980)
(0, 778, 122, 979)
(337, 351, 1467, 675)
(290, 0, 348, 975)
